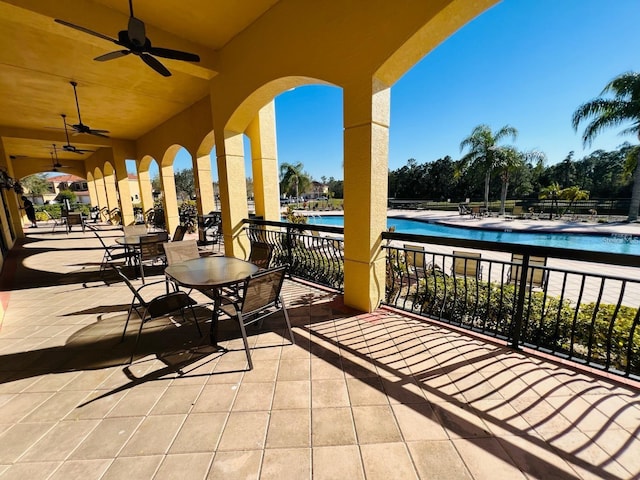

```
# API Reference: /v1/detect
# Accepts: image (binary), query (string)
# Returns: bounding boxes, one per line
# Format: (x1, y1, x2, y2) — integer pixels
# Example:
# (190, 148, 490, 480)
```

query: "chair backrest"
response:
(512, 206, 523, 216)
(92, 229, 109, 250)
(123, 224, 147, 236)
(240, 266, 287, 316)
(67, 212, 83, 226)
(139, 234, 163, 261)
(249, 241, 273, 269)
(172, 225, 187, 242)
(112, 265, 146, 305)
(404, 244, 425, 269)
(164, 240, 200, 265)
(510, 253, 547, 287)
(452, 250, 481, 277)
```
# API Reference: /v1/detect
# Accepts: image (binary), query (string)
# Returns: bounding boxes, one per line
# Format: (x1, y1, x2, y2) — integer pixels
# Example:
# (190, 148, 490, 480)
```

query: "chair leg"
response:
(185, 306, 202, 337)
(121, 304, 136, 342)
(236, 313, 253, 370)
(280, 295, 295, 345)
(129, 311, 148, 364)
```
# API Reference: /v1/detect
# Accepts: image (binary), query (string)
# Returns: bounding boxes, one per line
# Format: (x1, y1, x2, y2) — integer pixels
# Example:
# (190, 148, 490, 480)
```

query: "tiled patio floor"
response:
(0, 227, 638, 479)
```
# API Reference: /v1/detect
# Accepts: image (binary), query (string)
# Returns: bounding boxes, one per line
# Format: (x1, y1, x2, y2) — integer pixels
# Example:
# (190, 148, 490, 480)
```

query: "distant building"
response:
(29, 173, 142, 206)
(43, 174, 90, 204)
(309, 181, 329, 199)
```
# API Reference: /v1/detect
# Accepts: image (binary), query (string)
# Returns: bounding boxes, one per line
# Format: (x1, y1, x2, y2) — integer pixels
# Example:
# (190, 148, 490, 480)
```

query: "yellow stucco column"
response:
(193, 153, 215, 215)
(103, 172, 119, 216)
(342, 77, 390, 312)
(87, 177, 99, 208)
(111, 147, 134, 226)
(94, 174, 109, 214)
(159, 163, 179, 234)
(1, 150, 23, 238)
(247, 101, 280, 221)
(216, 131, 249, 258)
(137, 166, 154, 214)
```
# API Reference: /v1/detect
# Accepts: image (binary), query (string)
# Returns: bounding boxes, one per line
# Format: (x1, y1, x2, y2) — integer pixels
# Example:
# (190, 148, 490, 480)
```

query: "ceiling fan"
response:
(60, 114, 95, 155)
(55, 0, 200, 77)
(66, 81, 109, 138)
(50, 145, 70, 172)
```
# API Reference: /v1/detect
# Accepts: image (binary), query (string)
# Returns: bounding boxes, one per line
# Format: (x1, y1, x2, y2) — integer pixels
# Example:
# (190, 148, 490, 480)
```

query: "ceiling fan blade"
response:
(95, 50, 131, 62)
(147, 47, 200, 62)
(141, 53, 171, 77)
(55, 19, 117, 44)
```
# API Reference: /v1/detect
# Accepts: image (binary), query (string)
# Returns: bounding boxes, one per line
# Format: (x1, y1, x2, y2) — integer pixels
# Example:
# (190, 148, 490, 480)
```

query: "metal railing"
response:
(244, 219, 344, 291)
(242, 218, 640, 379)
(383, 230, 640, 380)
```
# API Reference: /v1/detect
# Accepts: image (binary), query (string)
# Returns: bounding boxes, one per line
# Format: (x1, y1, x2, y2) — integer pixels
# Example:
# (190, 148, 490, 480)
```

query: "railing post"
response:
(286, 225, 293, 266)
(510, 254, 530, 349)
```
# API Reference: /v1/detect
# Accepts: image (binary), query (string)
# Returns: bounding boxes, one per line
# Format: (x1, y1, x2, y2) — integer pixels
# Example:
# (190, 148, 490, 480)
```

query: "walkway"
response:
(0, 228, 638, 479)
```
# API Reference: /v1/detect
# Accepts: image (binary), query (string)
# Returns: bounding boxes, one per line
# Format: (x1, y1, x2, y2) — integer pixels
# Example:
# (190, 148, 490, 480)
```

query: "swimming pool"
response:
(305, 215, 640, 255)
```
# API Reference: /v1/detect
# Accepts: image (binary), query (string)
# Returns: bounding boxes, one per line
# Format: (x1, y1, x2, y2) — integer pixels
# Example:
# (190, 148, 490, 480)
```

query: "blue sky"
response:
(167, 0, 640, 182)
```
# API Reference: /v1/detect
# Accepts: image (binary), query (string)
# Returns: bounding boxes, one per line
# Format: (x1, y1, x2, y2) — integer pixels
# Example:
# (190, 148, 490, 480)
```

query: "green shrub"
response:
(403, 273, 639, 375)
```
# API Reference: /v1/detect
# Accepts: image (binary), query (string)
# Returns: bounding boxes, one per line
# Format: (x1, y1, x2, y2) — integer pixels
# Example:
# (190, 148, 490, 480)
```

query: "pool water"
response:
(305, 215, 640, 255)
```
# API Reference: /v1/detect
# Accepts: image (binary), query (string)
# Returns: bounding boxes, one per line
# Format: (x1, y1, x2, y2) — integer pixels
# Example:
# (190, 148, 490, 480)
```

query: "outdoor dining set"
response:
(90, 223, 295, 370)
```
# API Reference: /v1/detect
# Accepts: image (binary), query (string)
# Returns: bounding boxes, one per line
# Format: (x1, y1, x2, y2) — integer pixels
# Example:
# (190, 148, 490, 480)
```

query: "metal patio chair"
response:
(507, 253, 548, 289)
(451, 250, 483, 280)
(113, 265, 202, 364)
(217, 265, 294, 370)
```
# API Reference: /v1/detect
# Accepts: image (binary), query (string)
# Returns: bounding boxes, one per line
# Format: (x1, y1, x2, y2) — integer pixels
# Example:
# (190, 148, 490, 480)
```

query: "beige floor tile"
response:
(312, 407, 357, 446)
(20, 419, 99, 462)
(346, 377, 388, 406)
(272, 380, 311, 410)
(454, 437, 527, 480)
(217, 411, 269, 451)
(105, 385, 167, 417)
(232, 382, 275, 411)
(192, 383, 238, 412)
(155, 452, 213, 479)
(0, 391, 53, 423)
(260, 447, 311, 480)
(0, 422, 55, 463)
(0, 461, 61, 480)
(207, 450, 263, 479)
(100, 455, 163, 480)
(242, 359, 279, 382)
(48, 458, 112, 480)
(360, 443, 418, 480)
(548, 429, 631, 479)
(120, 414, 186, 456)
(496, 434, 585, 480)
(310, 354, 344, 377)
(312, 445, 364, 480)
(169, 412, 228, 453)
(392, 403, 449, 441)
(70, 416, 144, 460)
(266, 409, 311, 448)
(431, 403, 492, 439)
(277, 358, 311, 381)
(352, 405, 402, 444)
(408, 440, 472, 480)
(381, 376, 428, 404)
(150, 384, 203, 415)
(311, 379, 350, 408)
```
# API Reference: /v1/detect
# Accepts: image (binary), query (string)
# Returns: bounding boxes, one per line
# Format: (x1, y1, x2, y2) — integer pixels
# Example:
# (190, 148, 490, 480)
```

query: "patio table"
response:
(165, 256, 259, 346)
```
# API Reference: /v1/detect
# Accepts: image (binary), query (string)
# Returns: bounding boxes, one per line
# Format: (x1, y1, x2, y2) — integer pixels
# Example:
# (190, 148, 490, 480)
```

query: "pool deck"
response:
(388, 209, 640, 237)
(297, 208, 640, 237)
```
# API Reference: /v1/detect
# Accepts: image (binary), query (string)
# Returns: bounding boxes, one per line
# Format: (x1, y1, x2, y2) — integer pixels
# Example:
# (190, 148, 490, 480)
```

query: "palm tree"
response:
(539, 182, 562, 219)
(559, 185, 590, 218)
(459, 124, 518, 209)
(494, 147, 546, 216)
(572, 72, 640, 221)
(279, 162, 311, 205)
